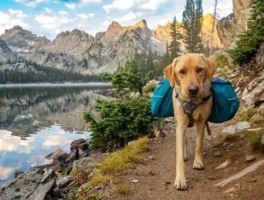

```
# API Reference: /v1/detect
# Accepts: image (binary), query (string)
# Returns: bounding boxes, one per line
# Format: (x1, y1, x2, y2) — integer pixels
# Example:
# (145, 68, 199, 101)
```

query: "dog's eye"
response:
(196, 67, 203, 73)
(179, 69, 186, 74)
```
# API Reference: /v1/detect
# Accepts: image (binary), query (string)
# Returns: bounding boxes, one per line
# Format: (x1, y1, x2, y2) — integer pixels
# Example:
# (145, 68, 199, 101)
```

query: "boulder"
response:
(72, 157, 95, 173)
(56, 175, 73, 189)
(0, 168, 56, 200)
(222, 121, 251, 135)
(242, 75, 264, 106)
(45, 148, 65, 160)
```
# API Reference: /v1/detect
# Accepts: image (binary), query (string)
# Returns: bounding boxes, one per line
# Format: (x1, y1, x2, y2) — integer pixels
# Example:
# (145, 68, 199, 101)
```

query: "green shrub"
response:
(229, 0, 264, 65)
(112, 60, 146, 96)
(84, 96, 154, 151)
(246, 129, 264, 150)
(237, 106, 257, 121)
(112, 184, 132, 196)
(214, 53, 229, 69)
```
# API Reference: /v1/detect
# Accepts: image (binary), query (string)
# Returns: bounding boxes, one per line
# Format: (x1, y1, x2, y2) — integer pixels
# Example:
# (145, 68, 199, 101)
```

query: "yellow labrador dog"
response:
(164, 53, 214, 190)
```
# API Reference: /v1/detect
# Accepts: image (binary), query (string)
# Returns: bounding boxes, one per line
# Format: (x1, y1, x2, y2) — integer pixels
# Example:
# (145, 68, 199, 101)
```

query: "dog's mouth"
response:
(188, 94, 201, 102)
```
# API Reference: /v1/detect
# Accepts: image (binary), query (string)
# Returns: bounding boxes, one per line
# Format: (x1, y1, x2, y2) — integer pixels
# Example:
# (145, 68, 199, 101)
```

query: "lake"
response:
(0, 83, 110, 187)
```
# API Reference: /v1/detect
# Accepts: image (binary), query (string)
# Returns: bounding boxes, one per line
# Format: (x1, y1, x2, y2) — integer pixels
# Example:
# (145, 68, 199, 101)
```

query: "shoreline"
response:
(0, 82, 111, 88)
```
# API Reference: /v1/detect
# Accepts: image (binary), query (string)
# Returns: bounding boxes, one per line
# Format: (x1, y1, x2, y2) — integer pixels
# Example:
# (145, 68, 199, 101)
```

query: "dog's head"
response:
(164, 53, 214, 101)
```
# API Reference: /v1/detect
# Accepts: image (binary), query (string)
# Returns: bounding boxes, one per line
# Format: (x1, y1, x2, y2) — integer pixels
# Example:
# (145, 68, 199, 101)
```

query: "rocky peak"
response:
(233, 0, 251, 18)
(154, 14, 222, 51)
(155, 22, 171, 42)
(124, 19, 149, 32)
(201, 13, 223, 49)
(135, 19, 147, 29)
(4, 25, 24, 36)
(1, 26, 49, 54)
(42, 29, 94, 59)
(108, 21, 122, 31)
(217, 0, 252, 48)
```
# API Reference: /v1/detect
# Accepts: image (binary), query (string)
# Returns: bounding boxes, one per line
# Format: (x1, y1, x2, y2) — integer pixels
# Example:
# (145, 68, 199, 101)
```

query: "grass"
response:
(250, 117, 264, 128)
(214, 53, 229, 69)
(112, 184, 132, 196)
(237, 106, 257, 122)
(71, 170, 91, 186)
(88, 172, 112, 187)
(98, 137, 149, 174)
(67, 193, 101, 200)
(68, 137, 149, 199)
(245, 129, 264, 150)
(86, 196, 101, 200)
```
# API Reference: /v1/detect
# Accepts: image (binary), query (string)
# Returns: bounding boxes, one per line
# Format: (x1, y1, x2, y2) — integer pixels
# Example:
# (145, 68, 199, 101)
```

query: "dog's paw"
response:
(173, 177, 187, 190)
(193, 161, 204, 170)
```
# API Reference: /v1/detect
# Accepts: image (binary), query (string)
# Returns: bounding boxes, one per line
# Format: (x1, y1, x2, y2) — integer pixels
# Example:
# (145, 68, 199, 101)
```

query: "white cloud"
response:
(36, 0, 48, 3)
(77, 13, 95, 20)
(115, 11, 144, 23)
(140, 0, 169, 11)
(65, 3, 77, 10)
(66, 0, 101, 9)
(0, 9, 29, 34)
(0, 130, 31, 153)
(44, 7, 53, 14)
(58, 10, 68, 16)
(102, 18, 112, 28)
(34, 10, 73, 32)
(103, 0, 142, 13)
(0, 164, 16, 180)
(25, 1, 37, 8)
(15, 0, 49, 9)
(43, 135, 72, 147)
(81, 0, 101, 4)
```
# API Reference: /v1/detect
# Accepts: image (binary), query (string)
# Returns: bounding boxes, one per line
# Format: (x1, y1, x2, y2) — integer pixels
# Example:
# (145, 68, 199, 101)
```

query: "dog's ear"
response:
(201, 54, 214, 80)
(163, 58, 178, 87)
(205, 58, 214, 80)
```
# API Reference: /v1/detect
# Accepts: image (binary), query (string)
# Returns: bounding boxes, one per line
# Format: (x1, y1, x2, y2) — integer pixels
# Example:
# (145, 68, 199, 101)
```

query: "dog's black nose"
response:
(188, 85, 199, 96)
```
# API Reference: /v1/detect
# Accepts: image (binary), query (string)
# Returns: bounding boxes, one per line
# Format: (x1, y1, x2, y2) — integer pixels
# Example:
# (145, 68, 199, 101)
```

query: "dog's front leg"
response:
(193, 122, 205, 169)
(174, 123, 187, 190)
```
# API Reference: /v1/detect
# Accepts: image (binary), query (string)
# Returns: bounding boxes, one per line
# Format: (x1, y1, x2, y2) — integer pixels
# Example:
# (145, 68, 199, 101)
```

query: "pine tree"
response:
(169, 16, 181, 60)
(182, 0, 203, 53)
(161, 42, 171, 66)
(229, 0, 264, 65)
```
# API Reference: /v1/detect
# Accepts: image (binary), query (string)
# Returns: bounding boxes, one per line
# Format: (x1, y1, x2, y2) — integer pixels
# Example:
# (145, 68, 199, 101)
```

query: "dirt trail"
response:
(110, 123, 264, 200)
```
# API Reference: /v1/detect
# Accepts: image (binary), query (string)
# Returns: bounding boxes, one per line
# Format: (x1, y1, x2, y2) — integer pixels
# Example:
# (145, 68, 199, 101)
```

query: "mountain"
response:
(81, 20, 165, 73)
(1, 26, 49, 55)
(217, 0, 251, 47)
(0, 4, 251, 75)
(154, 14, 223, 52)
(41, 29, 94, 59)
(0, 39, 16, 63)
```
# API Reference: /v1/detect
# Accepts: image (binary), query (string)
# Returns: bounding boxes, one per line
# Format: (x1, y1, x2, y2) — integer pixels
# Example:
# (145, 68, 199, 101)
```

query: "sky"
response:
(0, 0, 233, 40)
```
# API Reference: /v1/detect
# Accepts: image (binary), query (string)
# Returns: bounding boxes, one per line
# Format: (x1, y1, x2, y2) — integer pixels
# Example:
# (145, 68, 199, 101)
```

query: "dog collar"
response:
(175, 92, 212, 127)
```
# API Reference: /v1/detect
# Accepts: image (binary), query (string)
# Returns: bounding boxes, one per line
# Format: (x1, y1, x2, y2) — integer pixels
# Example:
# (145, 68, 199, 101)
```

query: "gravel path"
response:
(109, 123, 264, 200)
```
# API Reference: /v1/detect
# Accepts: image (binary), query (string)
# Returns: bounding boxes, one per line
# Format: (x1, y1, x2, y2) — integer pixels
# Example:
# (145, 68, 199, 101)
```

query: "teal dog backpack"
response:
(151, 78, 174, 118)
(208, 77, 240, 123)
(151, 77, 239, 123)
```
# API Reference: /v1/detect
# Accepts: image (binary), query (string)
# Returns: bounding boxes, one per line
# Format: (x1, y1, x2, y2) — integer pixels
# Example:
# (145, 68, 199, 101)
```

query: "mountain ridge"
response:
(0, 5, 249, 74)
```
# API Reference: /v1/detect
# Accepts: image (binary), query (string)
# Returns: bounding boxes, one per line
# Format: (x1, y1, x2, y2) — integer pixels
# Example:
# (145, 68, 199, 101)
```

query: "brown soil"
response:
(108, 122, 264, 200)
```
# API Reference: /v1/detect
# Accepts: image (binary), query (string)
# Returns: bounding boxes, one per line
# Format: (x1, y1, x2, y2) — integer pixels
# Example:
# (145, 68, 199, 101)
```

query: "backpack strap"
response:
(175, 91, 211, 128)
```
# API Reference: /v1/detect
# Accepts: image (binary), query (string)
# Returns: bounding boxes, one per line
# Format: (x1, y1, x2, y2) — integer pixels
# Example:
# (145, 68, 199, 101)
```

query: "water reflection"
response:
(0, 85, 108, 187)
